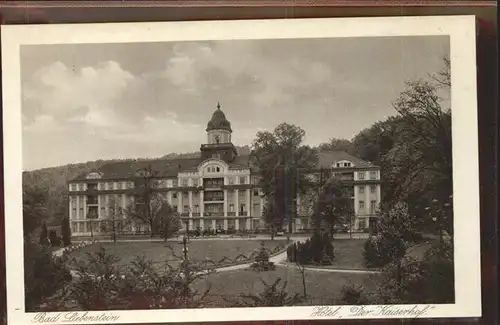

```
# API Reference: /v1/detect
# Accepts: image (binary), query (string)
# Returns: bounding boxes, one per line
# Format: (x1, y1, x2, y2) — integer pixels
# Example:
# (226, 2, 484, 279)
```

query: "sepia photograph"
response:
(2, 16, 480, 323)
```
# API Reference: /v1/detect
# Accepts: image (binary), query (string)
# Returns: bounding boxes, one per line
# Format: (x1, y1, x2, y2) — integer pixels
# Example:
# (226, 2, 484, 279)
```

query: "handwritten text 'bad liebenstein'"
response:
(32, 312, 120, 323)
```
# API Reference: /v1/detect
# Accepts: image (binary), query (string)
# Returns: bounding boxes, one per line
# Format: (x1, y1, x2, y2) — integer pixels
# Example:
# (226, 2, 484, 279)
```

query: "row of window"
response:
(335, 162, 353, 168)
(70, 176, 253, 192)
(358, 200, 378, 213)
(358, 185, 378, 194)
(184, 204, 249, 214)
(357, 171, 378, 180)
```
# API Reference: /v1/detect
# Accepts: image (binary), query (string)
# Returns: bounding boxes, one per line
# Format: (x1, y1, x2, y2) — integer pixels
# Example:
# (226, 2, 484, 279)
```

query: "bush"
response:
(363, 233, 405, 268)
(340, 284, 372, 305)
(48, 230, 61, 247)
(227, 278, 303, 307)
(287, 231, 334, 265)
(250, 242, 275, 271)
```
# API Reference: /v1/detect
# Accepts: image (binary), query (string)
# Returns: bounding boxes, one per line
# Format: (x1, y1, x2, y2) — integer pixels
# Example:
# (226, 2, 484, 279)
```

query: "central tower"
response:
(201, 103, 238, 162)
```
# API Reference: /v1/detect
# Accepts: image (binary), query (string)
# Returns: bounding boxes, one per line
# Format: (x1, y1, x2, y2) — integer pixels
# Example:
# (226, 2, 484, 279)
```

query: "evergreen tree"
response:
(61, 217, 71, 246)
(38, 223, 49, 246)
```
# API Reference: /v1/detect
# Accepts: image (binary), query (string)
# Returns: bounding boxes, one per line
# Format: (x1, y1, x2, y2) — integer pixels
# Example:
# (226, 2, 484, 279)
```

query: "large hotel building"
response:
(68, 105, 381, 236)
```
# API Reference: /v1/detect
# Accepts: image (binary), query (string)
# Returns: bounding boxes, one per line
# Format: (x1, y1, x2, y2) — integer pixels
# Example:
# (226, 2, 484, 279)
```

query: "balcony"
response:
(227, 212, 236, 216)
(192, 212, 201, 217)
(201, 143, 234, 150)
(204, 183, 224, 190)
(203, 212, 224, 217)
(204, 196, 224, 202)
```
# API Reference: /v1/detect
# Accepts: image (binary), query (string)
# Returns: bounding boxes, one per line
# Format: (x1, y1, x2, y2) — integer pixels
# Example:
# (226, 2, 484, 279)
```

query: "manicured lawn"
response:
(329, 239, 366, 269)
(67, 240, 286, 269)
(193, 266, 381, 307)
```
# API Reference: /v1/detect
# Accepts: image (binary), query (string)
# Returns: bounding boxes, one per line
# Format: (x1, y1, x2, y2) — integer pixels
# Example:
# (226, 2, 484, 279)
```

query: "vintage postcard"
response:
(2, 16, 480, 324)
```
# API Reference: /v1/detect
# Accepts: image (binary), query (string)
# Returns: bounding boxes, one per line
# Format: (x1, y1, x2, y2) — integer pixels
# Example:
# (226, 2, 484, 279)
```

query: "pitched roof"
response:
(72, 151, 375, 181)
(72, 155, 253, 181)
(316, 150, 377, 169)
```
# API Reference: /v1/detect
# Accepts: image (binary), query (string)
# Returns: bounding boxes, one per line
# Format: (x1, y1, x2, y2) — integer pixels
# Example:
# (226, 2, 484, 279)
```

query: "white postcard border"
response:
(2, 15, 480, 324)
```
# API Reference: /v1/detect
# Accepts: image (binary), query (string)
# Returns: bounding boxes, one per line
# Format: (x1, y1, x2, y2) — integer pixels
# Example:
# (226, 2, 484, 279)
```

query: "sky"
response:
(21, 36, 449, 171)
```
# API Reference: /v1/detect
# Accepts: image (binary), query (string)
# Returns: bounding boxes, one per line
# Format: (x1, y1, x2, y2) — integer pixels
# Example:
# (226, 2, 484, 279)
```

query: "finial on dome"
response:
(217, 102, 221, 110)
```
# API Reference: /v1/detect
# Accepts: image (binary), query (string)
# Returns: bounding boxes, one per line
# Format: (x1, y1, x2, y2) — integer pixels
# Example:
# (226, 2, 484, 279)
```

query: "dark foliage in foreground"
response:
(24, 240, 72, 311)
(41, 247, 213, 311)
(225, 278, 303, 307)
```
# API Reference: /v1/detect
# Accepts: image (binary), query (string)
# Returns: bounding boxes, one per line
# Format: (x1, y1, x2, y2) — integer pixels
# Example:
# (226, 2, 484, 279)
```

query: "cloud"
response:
(21, 37, 450, 170)
(23, 60, 134, 128)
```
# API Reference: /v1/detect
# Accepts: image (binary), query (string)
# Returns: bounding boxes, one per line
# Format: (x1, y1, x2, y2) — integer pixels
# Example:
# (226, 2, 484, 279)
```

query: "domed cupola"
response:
(206, 103, 232, 132)
(201, 102, 237, 162)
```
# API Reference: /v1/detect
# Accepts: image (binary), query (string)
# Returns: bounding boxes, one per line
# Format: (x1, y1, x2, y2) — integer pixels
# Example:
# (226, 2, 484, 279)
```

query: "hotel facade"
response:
(68, 105, 381, 237)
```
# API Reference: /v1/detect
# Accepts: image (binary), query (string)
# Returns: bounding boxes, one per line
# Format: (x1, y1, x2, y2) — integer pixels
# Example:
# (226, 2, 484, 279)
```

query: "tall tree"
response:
(318, 138, 352, 152)
(105, 195, 124, 242)
(262, 196, 282, 240)
(250, 123, 318, 234)
(23, 184, 48, 237)
(312, 176, 354, 236)
(124, 175, 179, 240)
(384, 57, 453, 235)
(156, 201, 180, 241)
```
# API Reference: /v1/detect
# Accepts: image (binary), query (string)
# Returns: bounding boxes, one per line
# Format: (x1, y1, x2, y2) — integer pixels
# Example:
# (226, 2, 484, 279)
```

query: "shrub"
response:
(340, 284, 371, 305)
(227, 278, 303, 307)
(250, 242, 275, 271)
(287, 231, 334, 265)
(363, 233, 405, 268)
(48, 230, 61, 247)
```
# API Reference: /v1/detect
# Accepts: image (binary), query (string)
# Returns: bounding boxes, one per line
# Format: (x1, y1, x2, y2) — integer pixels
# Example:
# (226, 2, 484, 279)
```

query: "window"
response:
(240, 204, 246, 213)
(183, 205, 189, 213)
(359, 186, 365, 194)
(358, 172, 365, 180)
(194, 204, 199, 213)
(172, 193, 177, 199)
(229, 204, 234, 212)
(239, 190, 244, 197)
(336, 163, 341, 167)
(358, 218, 366, 229)
(344, 162, 350, 167)
(173, 205, 178, 212)
(182, 179, 188, 187)
(239, 177, 245, 184)
(253, 189, 259, 196)
(228, 177, 234, 185)
(359, 200, 365, 210)
(370, 171, 377, 180)
(370, 200, 377, 213)
(370, 185, 376, 193)
(216, 167, 220, 172)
